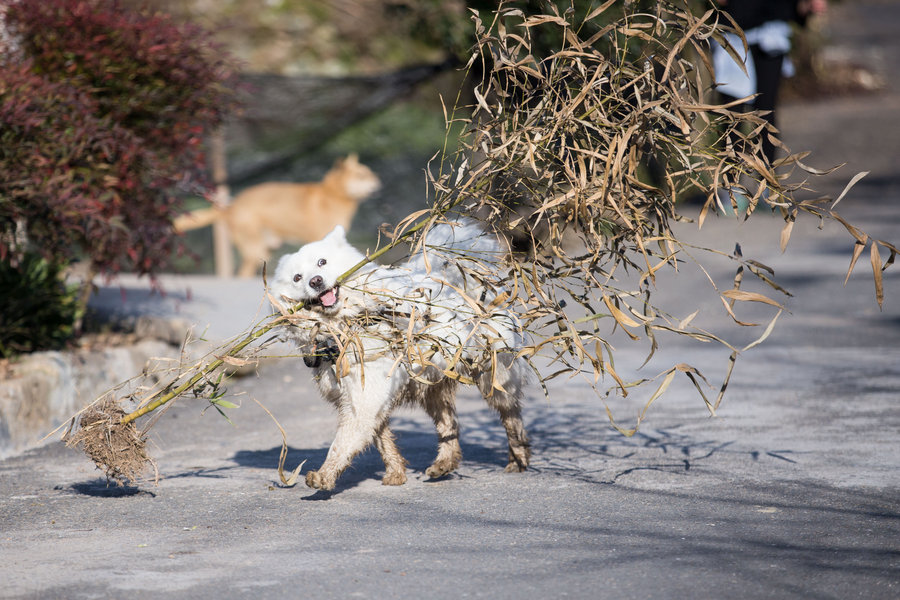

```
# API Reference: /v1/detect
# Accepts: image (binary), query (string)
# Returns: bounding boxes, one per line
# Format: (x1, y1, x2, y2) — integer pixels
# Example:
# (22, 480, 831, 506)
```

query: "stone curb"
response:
(0, 317, 190, 460)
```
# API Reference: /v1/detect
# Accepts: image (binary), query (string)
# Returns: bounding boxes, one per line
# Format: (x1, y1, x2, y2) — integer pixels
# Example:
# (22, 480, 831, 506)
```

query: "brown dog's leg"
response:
(231, 231, 268, 278)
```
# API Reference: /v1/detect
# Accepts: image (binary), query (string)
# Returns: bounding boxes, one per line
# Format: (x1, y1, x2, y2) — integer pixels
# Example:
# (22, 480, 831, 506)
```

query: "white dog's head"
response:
(271, 225, 366, 315)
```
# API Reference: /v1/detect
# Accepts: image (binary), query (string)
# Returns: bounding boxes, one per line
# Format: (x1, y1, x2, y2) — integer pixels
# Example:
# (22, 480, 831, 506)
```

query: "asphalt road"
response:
(2, 2, 899, 598)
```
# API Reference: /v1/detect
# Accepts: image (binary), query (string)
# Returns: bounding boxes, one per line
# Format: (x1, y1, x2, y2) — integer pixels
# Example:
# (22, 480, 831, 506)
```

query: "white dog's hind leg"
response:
(422, 379, 462, 479)
(374, 420, 408, 486)
(476, 355, 531, 472)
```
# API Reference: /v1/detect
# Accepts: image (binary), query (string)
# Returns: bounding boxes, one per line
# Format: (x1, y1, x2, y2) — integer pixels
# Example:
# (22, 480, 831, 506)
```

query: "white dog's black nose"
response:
(309, 275, 325, 291)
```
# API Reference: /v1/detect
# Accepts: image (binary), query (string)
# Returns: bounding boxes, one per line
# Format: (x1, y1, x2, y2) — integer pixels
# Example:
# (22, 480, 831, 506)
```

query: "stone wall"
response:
(0, 339, 177, 459)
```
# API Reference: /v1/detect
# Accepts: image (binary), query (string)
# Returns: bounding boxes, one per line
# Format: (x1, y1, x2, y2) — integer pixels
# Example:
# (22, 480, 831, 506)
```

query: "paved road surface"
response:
(2, 2, 899, 598)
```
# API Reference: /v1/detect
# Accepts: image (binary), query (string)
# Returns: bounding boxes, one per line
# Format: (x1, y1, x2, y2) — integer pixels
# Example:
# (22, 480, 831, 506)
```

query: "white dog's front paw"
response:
(381, 470, 407, 486)
(305, 469, 336, 490)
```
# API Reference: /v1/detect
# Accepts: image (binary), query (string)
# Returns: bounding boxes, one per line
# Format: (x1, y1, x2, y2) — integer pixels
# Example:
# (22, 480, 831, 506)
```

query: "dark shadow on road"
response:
(162, 465, 242, 480)
(63, 479, 155, 498)
(88, 284, 201, 320)
(228, 421, 523, 496)
(445, 400, 834, 487)
(390, 480, 900, 597)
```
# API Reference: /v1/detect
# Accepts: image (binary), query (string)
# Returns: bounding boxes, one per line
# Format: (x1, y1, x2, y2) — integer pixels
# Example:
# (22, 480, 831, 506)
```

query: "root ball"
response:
(64, 397, 155, 485)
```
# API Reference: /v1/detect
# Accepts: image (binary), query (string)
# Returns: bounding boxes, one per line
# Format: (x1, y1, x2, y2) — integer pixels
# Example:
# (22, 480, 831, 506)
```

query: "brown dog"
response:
(174, 154, 380, 277)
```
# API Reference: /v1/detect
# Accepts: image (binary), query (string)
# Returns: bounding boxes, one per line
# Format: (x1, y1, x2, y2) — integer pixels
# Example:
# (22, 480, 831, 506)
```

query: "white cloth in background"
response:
(713, 31, 756, 100)
(712, 21, 794, 102)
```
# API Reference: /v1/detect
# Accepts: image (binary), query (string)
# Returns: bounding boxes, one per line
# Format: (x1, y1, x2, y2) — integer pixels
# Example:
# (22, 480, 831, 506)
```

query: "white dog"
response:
(270, 220, 531, 491)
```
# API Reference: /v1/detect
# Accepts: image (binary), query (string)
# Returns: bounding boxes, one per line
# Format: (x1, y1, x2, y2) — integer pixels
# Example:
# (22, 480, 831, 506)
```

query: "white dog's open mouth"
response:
(315, 286, 340, 309)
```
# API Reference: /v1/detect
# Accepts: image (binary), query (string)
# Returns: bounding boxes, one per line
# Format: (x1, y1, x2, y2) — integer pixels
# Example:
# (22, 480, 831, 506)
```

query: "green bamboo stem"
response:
(120, 315, 281, 425)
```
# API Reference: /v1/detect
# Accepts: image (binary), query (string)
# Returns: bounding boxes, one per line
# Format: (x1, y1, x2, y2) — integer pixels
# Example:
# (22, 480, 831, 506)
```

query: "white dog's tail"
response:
(409, 219, 503, 275)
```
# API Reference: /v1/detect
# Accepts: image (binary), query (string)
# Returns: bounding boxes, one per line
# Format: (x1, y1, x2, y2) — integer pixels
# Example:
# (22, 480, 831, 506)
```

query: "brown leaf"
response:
(602, 294, 642, 328)
(831, 171, 869, 209)
(721, 289, 782, 308)
(218, 355, 256, 368)
(779, 218, 795, 252)
(845, 241, 867, 286)
(871, 242, 884, 309)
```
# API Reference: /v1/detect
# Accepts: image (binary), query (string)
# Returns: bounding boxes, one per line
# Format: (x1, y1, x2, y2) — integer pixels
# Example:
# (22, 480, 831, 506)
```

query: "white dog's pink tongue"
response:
(319, 289, 337, 307)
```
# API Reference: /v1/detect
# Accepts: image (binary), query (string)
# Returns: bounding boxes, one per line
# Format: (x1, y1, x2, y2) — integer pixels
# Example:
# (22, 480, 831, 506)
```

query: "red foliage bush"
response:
(0, 0, 239, 276)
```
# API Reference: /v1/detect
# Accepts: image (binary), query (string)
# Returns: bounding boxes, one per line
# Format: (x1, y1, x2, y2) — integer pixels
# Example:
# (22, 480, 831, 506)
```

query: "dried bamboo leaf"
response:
(661, 9, 713, 83)
(718, 295, 757, 327)
(678, 310, 699, 331)
(721, 289, 783, 309)
(845, 241, 867, 286)
(742, 310, 784, 352)
(871, 242, 885, 309)
(602, 294, 642, 330)
(779, 217, 795, 252)
(639, 368, 677, 420)
(832, 171, 869, 209)
(218, 355, 256, 368)
(714, 351, 738, 412)
(584, 0, 619, 22)
(522, 14, 569, 28)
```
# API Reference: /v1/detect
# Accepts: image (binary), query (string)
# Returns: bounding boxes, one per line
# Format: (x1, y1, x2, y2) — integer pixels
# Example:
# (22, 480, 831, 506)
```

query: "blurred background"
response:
(158, 0, 478, 272)
(2, 0, 893, 358)
(157, 0, 884, 273)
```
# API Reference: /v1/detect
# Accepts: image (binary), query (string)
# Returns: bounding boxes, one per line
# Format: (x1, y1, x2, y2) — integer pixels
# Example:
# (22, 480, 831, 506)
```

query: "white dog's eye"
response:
(293, 273, 302, 283)
(317, 258, 327, 267)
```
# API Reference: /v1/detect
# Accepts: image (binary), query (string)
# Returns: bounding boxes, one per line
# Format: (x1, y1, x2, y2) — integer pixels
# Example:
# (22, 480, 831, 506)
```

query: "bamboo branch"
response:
(120, 315, 283, 425)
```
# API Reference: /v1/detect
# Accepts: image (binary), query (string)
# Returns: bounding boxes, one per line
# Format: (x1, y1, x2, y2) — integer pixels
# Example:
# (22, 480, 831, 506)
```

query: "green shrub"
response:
(0, 254, 80, 358)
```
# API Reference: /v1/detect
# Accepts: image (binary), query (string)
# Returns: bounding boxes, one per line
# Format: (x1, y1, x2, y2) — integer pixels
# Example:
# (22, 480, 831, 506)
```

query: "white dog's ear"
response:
(324, 225, 347, 243)
(274, 253, 292, 277)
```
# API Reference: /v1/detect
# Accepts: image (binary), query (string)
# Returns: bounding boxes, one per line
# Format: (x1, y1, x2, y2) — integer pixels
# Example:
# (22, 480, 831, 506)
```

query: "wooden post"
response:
(210, 130, 234, 278)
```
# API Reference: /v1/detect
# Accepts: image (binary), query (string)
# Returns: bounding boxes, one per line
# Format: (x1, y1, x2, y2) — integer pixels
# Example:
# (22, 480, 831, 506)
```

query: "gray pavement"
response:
(2, 1, 899, 598)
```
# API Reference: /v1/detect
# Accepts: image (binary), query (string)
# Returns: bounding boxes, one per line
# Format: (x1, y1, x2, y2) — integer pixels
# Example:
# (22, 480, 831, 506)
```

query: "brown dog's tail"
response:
(173, 207, 221, 232)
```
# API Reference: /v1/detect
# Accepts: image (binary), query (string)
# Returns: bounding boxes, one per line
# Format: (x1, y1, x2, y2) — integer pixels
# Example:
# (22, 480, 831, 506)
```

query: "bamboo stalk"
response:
(120, 314, 282, 425)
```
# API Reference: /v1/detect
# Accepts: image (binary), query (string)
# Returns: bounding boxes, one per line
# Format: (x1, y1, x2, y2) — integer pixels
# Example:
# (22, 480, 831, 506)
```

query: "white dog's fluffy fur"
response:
(270, 220, 530, 490)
